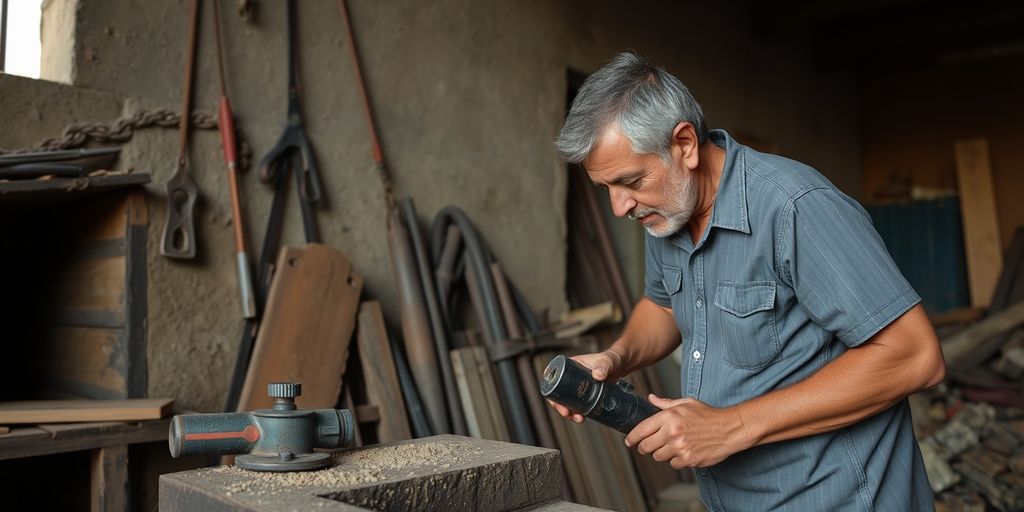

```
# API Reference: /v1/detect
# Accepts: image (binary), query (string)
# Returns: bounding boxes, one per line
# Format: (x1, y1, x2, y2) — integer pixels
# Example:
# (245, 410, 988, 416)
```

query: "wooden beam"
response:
(942, 301, 1024, 370)
(91, 444, 128, 512)
(954, 138, 1003, 308)
(355, 301, 411, 443)
(0, 398, 172, 424)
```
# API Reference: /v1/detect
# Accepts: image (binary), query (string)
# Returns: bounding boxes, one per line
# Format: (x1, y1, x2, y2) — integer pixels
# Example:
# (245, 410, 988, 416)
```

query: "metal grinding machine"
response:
(540, 354, 660, 434)
(168, 382, 355, 471)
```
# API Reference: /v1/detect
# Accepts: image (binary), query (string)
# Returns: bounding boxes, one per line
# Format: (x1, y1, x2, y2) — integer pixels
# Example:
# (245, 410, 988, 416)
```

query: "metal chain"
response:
(1, 108, 253, 171)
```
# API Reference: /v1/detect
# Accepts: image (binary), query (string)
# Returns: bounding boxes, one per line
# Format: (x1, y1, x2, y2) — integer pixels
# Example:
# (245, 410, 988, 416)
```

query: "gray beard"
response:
(631, 171, 699, 238)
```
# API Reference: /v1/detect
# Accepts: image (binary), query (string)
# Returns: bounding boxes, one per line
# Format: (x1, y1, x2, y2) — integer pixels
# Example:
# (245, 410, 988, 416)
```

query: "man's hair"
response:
(555, 52, 708, 164)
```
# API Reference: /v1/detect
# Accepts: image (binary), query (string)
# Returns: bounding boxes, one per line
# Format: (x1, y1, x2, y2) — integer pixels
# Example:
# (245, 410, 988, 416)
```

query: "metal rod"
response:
(337, 0, 393, 208)
(434, 207, 536, 445)
(388, 207, 450, 434)
(1, 0, 8, 73)
(212, 0, 257, 318)
(401, 198, 467, 436)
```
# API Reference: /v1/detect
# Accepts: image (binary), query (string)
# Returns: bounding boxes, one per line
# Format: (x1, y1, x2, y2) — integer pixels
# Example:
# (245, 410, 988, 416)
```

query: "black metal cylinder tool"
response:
(171, 383, 355, 471)
(540, 355, 660, 435)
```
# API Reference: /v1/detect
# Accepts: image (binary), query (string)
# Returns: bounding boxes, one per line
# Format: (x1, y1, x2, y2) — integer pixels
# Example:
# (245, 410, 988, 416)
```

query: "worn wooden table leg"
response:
(91, 444, 128, 512)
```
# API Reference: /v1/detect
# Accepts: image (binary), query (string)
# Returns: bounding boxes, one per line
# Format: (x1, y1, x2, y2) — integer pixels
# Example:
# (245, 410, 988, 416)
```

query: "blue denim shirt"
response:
(644, 130, 933, 511)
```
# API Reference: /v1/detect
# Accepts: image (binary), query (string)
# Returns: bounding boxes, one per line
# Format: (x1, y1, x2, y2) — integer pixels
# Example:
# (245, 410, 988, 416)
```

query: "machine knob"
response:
(268, 382, 301, 399)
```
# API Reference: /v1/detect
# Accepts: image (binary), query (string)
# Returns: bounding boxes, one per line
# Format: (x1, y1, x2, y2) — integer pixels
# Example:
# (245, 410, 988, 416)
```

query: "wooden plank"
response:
(238, 244, 364, 411)
(991, 226, 1024, 312)
(356, 301, 411, 443)
(452, 347, 493, 439)
(0, 398, 172, 424)
(0, 419, 170, 460)
(451, 348, 483, 438)
(599, 427, 648, 512)
(473, 346, 511, 442)
(954, 138, 1003, 308)
(0, 173, 150, 205)
(55, 255, 126, 316)
(91, 444, 128, 512)
(41, 327, 127, 399)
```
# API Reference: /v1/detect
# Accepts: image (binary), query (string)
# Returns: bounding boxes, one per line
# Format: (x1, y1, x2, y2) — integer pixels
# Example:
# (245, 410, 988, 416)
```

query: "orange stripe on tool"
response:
(185, 425, 260, 442)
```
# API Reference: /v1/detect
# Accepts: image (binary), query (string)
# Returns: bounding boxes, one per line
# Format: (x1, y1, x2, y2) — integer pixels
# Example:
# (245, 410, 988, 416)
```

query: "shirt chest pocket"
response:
(712, 281, 780, 370)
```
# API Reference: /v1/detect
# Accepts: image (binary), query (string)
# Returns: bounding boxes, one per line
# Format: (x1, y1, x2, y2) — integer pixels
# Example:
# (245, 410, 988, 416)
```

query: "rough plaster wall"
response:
(0, 74, 122, 149)
(56, 0, 860, 411)
(69, 0, 567, 411)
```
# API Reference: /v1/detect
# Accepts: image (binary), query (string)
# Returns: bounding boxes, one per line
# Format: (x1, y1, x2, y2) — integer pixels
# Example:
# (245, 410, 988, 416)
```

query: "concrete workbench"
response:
(160, 434, 607, 512)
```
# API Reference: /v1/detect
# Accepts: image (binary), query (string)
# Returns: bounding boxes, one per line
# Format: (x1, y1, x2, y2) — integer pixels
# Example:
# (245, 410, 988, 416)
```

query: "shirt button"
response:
(693, 350, 701, 360)
(695, 298, 704, 308)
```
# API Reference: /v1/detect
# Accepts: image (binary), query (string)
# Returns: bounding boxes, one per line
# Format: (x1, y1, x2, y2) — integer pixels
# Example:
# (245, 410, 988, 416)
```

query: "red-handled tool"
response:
(213, 0, 256, 318)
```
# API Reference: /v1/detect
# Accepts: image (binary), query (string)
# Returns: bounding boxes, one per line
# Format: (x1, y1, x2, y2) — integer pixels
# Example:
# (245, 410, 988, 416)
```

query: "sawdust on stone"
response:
(205, 440, 478, 498)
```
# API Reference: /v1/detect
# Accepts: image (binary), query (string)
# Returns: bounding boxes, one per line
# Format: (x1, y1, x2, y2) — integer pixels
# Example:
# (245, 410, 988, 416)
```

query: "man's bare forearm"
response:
(608, 297, 682, 376)
(734, 305, 945, 448)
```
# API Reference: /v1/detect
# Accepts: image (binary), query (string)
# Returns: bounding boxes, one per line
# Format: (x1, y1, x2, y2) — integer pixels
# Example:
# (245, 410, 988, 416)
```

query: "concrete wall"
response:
(15, 0, 861, 411)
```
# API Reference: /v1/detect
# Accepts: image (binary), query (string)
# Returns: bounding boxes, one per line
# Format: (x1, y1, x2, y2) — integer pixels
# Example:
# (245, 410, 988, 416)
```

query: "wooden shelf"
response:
(0, 418, 169, 461)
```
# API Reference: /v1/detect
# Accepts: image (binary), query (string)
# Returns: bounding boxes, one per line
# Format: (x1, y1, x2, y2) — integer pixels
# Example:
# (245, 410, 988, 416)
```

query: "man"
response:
(550, 52, 945, 511)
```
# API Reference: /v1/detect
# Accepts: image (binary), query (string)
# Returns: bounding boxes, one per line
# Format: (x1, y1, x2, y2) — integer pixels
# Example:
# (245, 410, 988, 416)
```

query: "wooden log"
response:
(356, 301, 411, 443)
(929, 307, 985, 328)
(0, 398, 172, 424)
(954, 138, 1003, 308)
(942, 301, 1024, 371)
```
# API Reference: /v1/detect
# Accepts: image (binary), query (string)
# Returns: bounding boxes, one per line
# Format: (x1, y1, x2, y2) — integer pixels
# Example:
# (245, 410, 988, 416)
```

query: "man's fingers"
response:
(625, 412, 663, 447)
(547, 399, 585, 423)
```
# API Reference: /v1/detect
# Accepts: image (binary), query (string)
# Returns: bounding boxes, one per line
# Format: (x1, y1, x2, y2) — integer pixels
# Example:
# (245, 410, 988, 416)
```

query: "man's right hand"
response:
(547, 348, 625, 423)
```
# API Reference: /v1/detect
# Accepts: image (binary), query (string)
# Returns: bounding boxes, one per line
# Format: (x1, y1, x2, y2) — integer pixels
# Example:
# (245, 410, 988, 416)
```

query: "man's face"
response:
(583, 127, 698, 238)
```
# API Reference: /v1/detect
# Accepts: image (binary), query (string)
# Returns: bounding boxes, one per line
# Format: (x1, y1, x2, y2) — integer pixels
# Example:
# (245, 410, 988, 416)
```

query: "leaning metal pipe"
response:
(434, 225, 462, 321)
(401, 198, 467, 436)
(387, 207, 450, 434)
(388, 327, 433, 438)
(491, 262, 557, 450)
(432, 207, 535, 446)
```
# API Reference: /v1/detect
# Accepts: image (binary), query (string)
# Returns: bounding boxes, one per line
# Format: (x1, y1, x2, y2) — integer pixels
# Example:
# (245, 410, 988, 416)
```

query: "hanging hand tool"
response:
(540, 354, 659, 435)
(257, 0, 321, 214)
(225, 0, 321, 416)
(211, 0, 256, 318)
(171, 382, 355, 471)
(161, 0, 202, 259)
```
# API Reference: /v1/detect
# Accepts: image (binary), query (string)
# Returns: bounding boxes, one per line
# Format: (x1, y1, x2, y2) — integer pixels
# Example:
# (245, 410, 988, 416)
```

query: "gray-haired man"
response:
(550, 52, 945, 511)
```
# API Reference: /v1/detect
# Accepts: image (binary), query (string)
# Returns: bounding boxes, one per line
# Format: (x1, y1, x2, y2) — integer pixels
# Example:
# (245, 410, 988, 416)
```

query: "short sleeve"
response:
(777, 188, 920, 347)
(643, 232, 672, 308)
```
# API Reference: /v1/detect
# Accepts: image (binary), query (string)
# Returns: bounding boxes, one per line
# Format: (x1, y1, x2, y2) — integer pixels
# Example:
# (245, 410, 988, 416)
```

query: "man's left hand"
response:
(625, 395, 750, 469)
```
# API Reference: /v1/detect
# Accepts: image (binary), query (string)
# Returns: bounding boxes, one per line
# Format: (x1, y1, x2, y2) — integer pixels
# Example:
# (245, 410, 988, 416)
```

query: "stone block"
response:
(160, 435, 571, 512)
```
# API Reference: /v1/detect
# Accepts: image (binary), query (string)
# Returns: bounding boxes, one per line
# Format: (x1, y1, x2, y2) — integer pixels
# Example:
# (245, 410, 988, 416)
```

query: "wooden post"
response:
(90, 444, 127, 512)
(954, 138, 1003, 308)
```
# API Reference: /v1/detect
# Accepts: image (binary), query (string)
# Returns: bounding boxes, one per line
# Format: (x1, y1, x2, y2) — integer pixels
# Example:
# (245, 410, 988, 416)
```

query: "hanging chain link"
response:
(1, 108, 253, 171)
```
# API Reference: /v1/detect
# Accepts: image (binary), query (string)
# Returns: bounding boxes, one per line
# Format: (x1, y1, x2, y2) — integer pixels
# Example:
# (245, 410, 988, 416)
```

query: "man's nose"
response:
(608, 187, 636, 218)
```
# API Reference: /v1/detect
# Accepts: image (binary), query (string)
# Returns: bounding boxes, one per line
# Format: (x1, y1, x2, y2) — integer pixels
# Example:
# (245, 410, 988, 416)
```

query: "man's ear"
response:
(671, 122, 700, 170)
